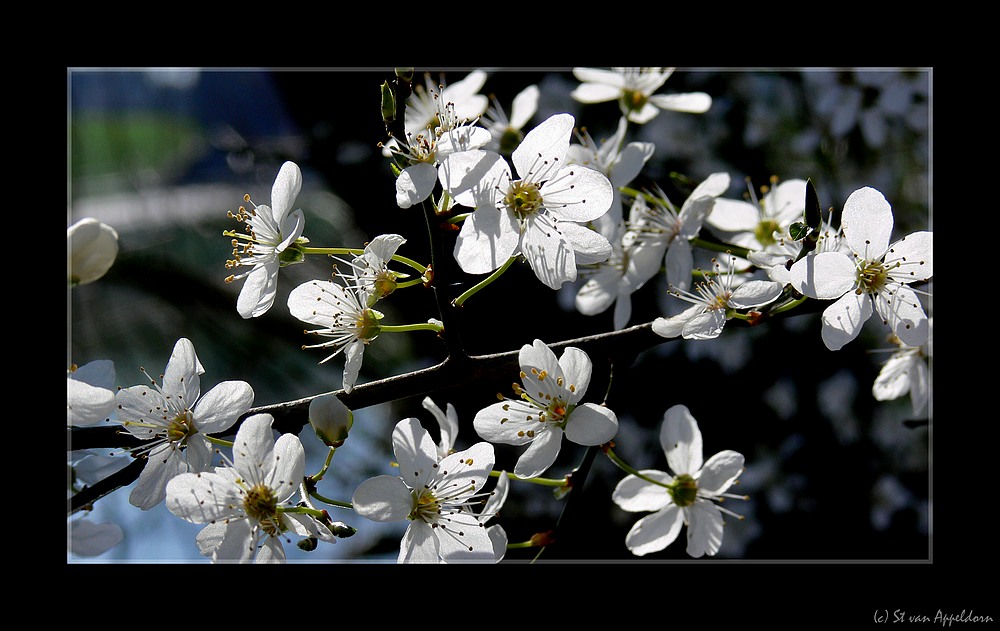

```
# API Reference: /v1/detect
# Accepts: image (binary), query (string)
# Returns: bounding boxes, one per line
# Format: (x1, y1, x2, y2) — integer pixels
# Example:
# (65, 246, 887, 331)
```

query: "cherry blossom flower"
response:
(352, 417, 499, 563)
(706, 178, 808, 252)
(788, 186, 932, 351)
(287, 277, 381, 393)
(334, 233, 409, 306)
(623, 174, 731, 293)
(439, 113, 614, 289)
(571, 67, 712, 124)
(481, 84, 540, 155)
(473, 339, 618, 478)
(388, 98, 492, 209)
(224, 161, 306, 318)
(68, 217, 119, 286)
(115, 338, 254, 510)
(872, 317, 931, 416)
(405, 70, 489, 136)
(612, 404, 746, 557)
(166, 414, 339, 563)
(652, 256, 783, 340)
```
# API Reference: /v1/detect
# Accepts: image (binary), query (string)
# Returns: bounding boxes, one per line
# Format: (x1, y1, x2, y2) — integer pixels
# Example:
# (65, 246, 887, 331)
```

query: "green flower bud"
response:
(297, 536, 318, 551)
(308, 393, 354, 448)
(381, 80, 396, 125)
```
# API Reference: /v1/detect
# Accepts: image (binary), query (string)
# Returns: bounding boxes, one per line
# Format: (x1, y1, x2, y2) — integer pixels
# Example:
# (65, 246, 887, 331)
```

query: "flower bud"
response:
(308, 393, 353, 447)
(68, 217, 119, 286)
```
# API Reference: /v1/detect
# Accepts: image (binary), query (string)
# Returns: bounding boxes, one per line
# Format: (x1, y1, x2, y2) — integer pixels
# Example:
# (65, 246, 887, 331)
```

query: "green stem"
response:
(205, 435, 233, 448)
(453, 256, 518, 307)
(767, 295, 808, 317)
(507, 540, 541, 549)
(299, 246, 427, 274)
(308, 491, 354, 510)
(603, 446, 672, 490)
(380, 321, 444, 334)
(489, 470, 567, 487)
(690, 237, 751, 262)
(310, 447, 337, 483)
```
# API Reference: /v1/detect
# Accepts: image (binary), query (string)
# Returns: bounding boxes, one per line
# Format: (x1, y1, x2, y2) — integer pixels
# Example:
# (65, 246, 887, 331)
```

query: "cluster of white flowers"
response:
(68, 68, 931, 564)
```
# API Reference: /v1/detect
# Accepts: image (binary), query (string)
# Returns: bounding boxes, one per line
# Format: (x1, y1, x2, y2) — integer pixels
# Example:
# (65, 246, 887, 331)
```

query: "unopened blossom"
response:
(439, 113, 614, 289)
(68, 217, 119, 286)
(287, 277, 380, 393)
(652, 256, 784, 340)
(612, 404, 746, 557)
(115, 338, 254, 510)
(565, 116, 656, 233)
(571, 67, 712, 124)
(308, 393, 354, 448)
(872, 318, 931, 416)
(352, 417, 499, 563)
(225, 161, 306, 318)
(788, 186, 932, 351)
(481, 84, 539, 155)
(473, 339, 618, 479)
(166, 414, 339, 563)
(389, 98, 493, 209)
(67, 359, 117, 427)
(405, 70, 489, 136)
(623, 173, 731, 293)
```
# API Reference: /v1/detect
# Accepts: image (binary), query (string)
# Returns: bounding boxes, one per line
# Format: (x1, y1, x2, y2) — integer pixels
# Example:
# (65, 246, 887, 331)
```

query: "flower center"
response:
(372, 271, 398, 301)
(166, 410, 197, 443)
(667, 473, 699, 507)
(356, 308, 382, 342)
(244, 483, 281, 536)
(620, 89, 648, 114)
(504, 180, 543, 219)
(410, 488, 441, 523)
(499, 128, 523, 155)
(754, 218, 782, 248)
(856, 259, 890, 295)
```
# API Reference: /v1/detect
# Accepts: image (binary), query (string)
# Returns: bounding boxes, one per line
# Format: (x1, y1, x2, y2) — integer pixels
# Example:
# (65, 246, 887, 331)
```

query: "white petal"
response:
(130, 443, 188, 510)
(213, 517, 254, 563)
(509, 85, 540, 129)
(268, 432, 305, 502)
(422, 397, 459, 457)
(518, 339, 562, 390)
(286, 279, 343, 327)
(232, 414, 276, 482)
(575, 273, 619, 317)
(841, 186, 893, 257)
(572, 67, 625, 87)
(522, 216, 576, 289)
(392, 417, 440, 489)
(697, 450, 745, 494)
(612, 470, 674, 512)
(682, 309, 727, 340)
(352, 475, 415, 523)
(453, 201, 520, 275)
(165, 469, 242, 523)
(767, 179, 809, 226)
(237, 260, 279, 319)
(513, 428, 563, 479)
(609, 141, 655, 186)
(436, 442, 495, 493)
(872, 353, 915, 402)
(685, 501, 725, 557)
(542, 167, 614, 224)
(624, 504, 684, 556)
(570, 83, 622, 104)
(270, 161, 302, 224)
(69, 518, 123, 557)
(436, 511, 495, 562)
(789, 251, 856, 300)
(564, 403, 618, 446)
(558, 346, 593, 402)
(67, 378, 116, 427)
(706, 198, 758, 232)
(395, 163, 438, 208)
(729, 279, 784, 309)
(821, 291, 873, 351)
(399, 522, 438, 563)
(651, 304, 704, 338)
(560, 221, 612, 265)
(886, 231, 933, 281)
(661, 404, 703, 475)
(192, 381, 254, 434)
(664, 237, 694, 292)
(877, 285, 929, 347)
(649, 92, 713, 113)
(255, 537, 286, 564)
(342, 339, 366, 393)
(513, 113, 574, 182)
(162, 338, 202, 407)
(473, 401, 536, 445)
(365, 233, 407, 264)
(277, 209, 306, 252)
(438, 149, 506, 205)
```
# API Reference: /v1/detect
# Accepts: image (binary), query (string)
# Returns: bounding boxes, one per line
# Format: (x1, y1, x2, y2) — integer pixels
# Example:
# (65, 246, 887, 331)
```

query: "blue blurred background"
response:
(68, 68, 931, 563)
